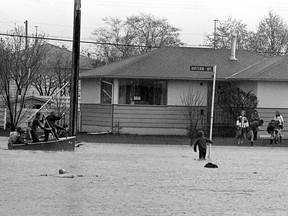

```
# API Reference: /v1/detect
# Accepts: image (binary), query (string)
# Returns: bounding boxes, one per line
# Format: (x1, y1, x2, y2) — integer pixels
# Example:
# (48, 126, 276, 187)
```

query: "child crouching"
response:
(193, 130, 213, 160)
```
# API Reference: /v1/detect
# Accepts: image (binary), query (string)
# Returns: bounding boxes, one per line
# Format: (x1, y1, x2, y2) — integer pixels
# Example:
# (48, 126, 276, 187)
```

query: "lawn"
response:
(1, 128, 286, 147)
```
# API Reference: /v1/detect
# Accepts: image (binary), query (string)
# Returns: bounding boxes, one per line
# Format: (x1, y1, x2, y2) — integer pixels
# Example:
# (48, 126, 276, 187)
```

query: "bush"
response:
(213, 124, 236, 137)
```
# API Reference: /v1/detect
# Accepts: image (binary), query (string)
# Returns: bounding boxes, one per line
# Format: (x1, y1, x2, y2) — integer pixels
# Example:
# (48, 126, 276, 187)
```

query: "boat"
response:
(8, 136, 76, 151)
(6, 4, 81, 152)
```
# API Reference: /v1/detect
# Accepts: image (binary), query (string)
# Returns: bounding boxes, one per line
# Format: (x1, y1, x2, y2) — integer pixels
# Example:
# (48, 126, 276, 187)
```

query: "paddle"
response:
(27, 82, 69, 121)
(45, 119, 63, 152)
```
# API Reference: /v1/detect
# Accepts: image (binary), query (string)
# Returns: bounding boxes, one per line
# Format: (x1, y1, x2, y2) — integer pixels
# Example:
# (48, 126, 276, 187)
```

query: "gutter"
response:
(225, 58, 267, 80)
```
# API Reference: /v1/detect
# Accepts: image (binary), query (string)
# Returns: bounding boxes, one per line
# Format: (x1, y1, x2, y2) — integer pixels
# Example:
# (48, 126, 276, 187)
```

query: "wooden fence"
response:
(0, 108, 7, 130)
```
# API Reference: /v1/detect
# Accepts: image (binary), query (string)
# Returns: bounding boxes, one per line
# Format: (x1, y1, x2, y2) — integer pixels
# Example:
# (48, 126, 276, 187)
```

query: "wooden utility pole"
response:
(69, 0, 81, 136)
(24, 20, 28, 49)
(213, 19, 218, 49)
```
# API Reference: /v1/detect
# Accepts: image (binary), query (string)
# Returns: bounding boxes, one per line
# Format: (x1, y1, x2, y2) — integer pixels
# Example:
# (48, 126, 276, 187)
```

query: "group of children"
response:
(192, 109, 284, 160)
(8, 111, 68, 145)
(236, 110, 264, 146)
(236, 110, 284, 145)
(267, 111, 284, 144)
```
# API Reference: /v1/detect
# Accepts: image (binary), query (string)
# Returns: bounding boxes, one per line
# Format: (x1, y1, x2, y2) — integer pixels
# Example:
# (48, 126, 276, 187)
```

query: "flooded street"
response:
(0, 136, 288, 215)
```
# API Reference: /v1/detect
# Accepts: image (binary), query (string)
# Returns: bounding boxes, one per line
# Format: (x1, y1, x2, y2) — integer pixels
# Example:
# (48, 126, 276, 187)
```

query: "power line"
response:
(0, 32, 160, 48)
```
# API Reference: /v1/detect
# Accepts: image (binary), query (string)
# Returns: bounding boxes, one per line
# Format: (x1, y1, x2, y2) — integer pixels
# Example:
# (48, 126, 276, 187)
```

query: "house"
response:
(0, 43, 94, 130)
(79, 42, 288, 137)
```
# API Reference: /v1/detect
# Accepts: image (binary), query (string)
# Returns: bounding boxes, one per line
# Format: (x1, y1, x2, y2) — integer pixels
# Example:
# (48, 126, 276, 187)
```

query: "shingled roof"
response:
(79, 47, 288, 81)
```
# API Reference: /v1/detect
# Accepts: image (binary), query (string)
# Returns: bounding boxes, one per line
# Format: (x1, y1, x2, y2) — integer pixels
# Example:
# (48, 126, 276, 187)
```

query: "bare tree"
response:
(204, 11, 288, 56)
(32, 44, 72, 96)
(181, 88, 205, 146)
(0, 27, 48, 130)
(205, 17, 251, 49)
(91, 13, 184, 63)
(248, 10, 288, 56)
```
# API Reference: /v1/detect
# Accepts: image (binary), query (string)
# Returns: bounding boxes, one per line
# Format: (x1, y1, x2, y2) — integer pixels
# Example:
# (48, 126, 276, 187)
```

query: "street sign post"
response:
(190, 65, 217, 158)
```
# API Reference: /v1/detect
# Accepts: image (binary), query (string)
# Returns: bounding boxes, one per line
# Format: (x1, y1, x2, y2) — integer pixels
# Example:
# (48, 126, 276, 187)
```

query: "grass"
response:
(1, 129, 286, 147)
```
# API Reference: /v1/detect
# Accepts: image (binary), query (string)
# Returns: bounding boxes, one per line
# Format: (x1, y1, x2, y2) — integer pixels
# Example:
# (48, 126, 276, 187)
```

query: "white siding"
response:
(81, 78, 101, 104)
(168, 80, 208, 106)
(257, 82, 288, 108)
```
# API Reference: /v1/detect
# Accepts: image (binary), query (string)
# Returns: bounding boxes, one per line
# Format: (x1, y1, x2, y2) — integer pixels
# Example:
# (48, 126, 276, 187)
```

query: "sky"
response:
(1, 0, 288, 50)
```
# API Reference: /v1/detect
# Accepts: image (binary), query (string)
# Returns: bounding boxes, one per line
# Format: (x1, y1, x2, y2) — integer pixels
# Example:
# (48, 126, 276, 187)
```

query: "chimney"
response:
(229, 35, 237, 61)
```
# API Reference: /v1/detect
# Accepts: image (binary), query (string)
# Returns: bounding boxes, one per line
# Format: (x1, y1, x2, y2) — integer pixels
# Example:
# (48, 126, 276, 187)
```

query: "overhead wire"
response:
(0, 32, 161, 48)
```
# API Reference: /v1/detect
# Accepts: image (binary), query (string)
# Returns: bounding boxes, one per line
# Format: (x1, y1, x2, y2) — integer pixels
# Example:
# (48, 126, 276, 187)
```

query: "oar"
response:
(45, 120, 63, 152)
(27, 82, 69, 121)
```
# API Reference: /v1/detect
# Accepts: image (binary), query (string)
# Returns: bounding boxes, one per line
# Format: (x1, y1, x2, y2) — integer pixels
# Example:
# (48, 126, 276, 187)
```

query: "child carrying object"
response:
(193, 130, 213, 160)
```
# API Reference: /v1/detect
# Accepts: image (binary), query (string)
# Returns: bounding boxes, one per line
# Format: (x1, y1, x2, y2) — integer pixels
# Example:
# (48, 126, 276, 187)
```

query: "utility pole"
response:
(69, 0, 81, 137)
(35, 26, 38, 36)
(213, 19, 218, 49)
(24, 20, 28, 49)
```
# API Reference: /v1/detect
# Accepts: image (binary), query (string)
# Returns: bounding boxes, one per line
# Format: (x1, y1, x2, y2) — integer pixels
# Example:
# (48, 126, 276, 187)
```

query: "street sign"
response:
(190, 66, 213, 72)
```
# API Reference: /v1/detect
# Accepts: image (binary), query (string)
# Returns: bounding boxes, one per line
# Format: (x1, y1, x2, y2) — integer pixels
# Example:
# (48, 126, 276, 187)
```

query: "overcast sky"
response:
(1, 0, 288, 49)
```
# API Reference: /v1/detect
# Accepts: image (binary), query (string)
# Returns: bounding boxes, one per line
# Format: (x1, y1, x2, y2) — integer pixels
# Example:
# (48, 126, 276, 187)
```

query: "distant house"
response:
(79, 43, 288, 137)
(19, 95, 52, 109)
(0, 43, 94, 129)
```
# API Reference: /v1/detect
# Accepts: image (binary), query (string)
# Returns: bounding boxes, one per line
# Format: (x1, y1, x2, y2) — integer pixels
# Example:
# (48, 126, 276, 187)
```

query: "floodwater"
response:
(0, 137, 288, 216)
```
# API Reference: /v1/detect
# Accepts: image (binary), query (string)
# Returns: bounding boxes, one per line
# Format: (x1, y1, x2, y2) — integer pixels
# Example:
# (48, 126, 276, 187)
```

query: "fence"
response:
(0, 108, 7, 130)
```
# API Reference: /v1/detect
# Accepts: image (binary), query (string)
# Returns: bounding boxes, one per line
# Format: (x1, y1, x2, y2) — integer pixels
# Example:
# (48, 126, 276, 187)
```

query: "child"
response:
(267, 119, 281, 144)
(247, 119, 264, 146)
(274, 111, 284, 143)
(193, 130, 213, 160)
(8, 127, 25, 144)
(236, 110, 249, 144)
(25, 121, 32, 141)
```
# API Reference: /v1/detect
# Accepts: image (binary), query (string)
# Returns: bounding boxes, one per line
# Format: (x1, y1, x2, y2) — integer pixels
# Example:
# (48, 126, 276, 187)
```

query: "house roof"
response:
(79, 47, 288, 81)
(11, 96, 52, 104)
(44, 43, 94, 71)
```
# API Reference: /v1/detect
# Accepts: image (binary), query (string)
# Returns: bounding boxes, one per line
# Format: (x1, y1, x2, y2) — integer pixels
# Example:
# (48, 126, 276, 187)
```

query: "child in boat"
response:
(58, 124, 69, 138)
(24, 121, 32, 141)
(8, 127, 25, 144)
(31, 112, 50, 143)
(193, 130, 213, 160)
(44, 111, 65, 141)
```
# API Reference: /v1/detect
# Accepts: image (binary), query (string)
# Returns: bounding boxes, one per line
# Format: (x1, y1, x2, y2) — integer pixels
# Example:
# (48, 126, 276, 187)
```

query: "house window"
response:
(118, 79, 167, 105)
(101, 80, 113, 104)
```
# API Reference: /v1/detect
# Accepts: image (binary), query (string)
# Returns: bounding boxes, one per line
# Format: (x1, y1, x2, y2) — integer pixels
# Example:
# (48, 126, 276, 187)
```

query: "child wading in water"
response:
(193, 130, 213, 160)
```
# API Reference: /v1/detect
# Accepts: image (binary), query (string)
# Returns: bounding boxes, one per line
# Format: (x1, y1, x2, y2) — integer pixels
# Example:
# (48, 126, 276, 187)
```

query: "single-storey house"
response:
(79, 43, 288, 137)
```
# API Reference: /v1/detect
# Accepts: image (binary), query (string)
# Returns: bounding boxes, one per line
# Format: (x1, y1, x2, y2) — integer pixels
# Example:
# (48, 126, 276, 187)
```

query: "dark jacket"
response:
(193, 137, 213, 151)
(45, 114, 61, 129)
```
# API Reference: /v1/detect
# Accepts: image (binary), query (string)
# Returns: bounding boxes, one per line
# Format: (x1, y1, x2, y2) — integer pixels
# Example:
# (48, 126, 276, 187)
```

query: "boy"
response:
(31, 112, 50, 143)
(247, 119, 264, 146)
(44, 111, 64, 141)
(193, 130, 213, 160)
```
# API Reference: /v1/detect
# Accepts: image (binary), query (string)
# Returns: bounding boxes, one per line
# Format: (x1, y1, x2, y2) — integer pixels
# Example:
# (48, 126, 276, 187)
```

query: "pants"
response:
(44, 127, 58, 141)
(199, 148, 207, 159)
(253, 131, 258, 141)
(31, 130, 39, 143)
